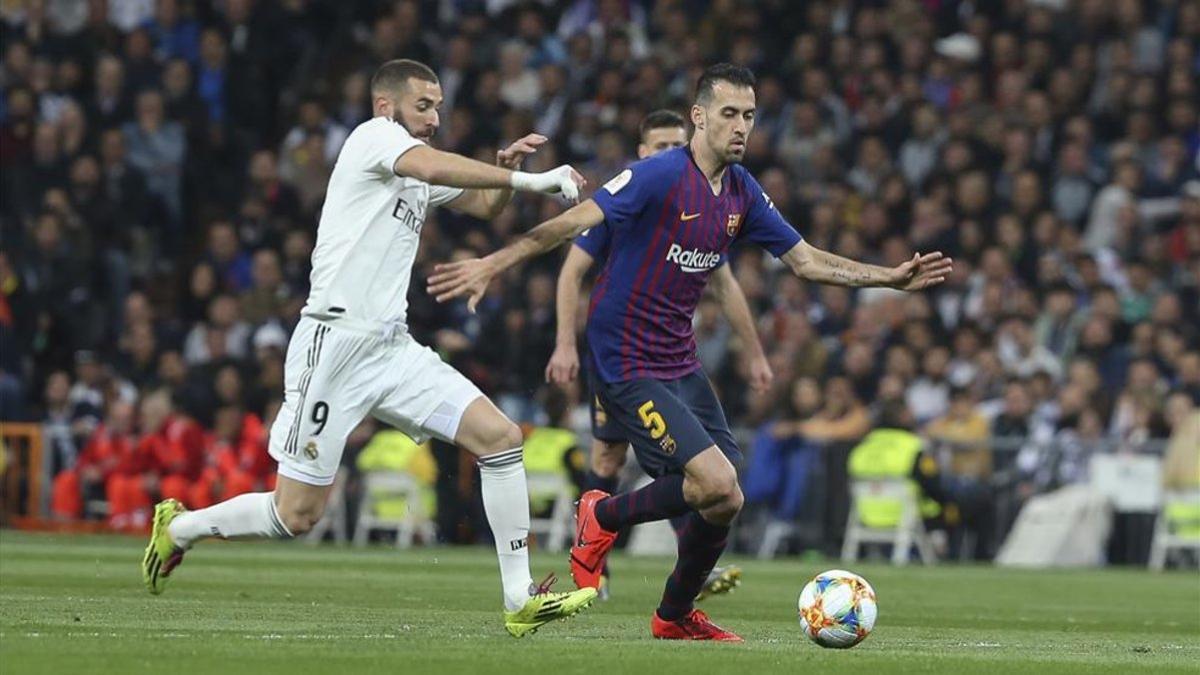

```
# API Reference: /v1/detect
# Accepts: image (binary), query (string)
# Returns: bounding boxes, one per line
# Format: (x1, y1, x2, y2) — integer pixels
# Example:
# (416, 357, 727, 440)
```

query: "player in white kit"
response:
(142, 59, 598, 637)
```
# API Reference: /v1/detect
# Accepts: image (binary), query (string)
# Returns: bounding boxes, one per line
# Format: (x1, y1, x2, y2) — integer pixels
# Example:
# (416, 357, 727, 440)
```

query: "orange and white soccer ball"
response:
(797, 569, 878, 648)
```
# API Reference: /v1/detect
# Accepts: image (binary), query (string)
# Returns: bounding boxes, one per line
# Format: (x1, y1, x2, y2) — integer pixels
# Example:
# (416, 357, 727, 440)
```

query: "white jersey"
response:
(302, 116, 463, 329)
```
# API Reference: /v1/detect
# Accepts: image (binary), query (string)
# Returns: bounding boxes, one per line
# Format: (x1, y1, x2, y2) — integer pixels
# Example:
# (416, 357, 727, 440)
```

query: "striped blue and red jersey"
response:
(578, 146, 802, 383)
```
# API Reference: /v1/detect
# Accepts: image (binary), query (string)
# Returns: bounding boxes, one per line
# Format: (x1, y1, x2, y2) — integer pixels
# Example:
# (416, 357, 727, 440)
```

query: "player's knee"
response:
(692, 466, 741, 510)
(725, 484, 745, 515)
(704, 483, 743, 525)
(488, 420, 524, 453)
(711, 476, 742, 509)
(472, 419, 524, 457)
(501, 421, 525, 451)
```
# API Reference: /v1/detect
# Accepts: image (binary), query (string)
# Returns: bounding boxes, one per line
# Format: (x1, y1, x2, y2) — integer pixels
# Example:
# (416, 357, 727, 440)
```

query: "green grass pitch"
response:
(1, 531, 1197, 674)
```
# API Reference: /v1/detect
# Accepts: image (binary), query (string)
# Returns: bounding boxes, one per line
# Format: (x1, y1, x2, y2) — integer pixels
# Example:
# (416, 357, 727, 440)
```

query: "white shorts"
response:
(268, 316, 483, 486)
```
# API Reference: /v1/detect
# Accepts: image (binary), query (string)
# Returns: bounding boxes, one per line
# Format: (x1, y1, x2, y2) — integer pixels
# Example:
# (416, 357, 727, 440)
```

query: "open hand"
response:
(890, 252, 953, 291)
(497, 133, 547, 169)
(427, 257, 496, 313)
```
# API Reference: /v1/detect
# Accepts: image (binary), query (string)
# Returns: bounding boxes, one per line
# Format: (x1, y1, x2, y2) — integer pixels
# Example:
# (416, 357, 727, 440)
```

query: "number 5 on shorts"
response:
(638, 400, 666, 439)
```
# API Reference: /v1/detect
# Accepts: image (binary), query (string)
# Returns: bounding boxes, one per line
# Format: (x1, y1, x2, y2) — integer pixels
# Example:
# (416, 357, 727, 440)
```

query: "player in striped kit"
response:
(429, 63, 952, 641)
(545, 109, 755, 601)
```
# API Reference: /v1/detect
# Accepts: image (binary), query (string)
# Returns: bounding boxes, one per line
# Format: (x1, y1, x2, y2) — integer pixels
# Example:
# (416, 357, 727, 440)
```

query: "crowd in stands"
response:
(1, 1, 1196, 552)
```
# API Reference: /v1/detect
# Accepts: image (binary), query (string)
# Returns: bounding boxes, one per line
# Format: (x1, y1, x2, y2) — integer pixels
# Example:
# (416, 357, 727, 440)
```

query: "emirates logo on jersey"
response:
(392, 196, 426, 234)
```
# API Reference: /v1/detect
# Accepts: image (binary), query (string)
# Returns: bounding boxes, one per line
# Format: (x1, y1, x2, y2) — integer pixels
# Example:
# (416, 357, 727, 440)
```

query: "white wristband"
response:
(510, 170, 538, 192)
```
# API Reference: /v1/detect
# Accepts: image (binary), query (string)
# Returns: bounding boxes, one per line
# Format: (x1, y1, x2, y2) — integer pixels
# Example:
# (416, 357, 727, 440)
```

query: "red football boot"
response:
(569, 490, 618, 589)
(651, 609, 744, 642)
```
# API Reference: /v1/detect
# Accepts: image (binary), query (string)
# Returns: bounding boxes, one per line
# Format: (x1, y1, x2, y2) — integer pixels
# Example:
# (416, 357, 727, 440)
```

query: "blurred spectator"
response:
(182, 294, 250, 366)
(86, 55, 130, 132)
(989, 379, 1045, 458)
(744, 377, 824, 524)
(695, 297, 731, 375)
(144, 0, 200, 65)
(132, 389, 205, 519)
(189, 404, 273, 508)
(927, 385, 991, 477)
(40, 370, 91, 477)
(122, 89, 185, 230)
(997, 315, 1063, 380)
(805, 376, 871, 553)
(846, 402, 948, 541)
(240, 249, 287, 325)
(245, 149, 299, 223)
(1161, 392, 1199, 491)
(50, 399, 138, 521)
(122, 28, 162, 93)
(1085, 160, 1141, 252)
(1034, 283, 1085, 362)
(1018, 407, 1106, 495)
(906, 345, 951, 425)
(204, 220, 251, 292)
(280, 96, 346, 166)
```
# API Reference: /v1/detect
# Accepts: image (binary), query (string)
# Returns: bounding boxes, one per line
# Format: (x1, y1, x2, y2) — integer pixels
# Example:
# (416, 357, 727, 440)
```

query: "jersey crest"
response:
(726, 213, 743, 237)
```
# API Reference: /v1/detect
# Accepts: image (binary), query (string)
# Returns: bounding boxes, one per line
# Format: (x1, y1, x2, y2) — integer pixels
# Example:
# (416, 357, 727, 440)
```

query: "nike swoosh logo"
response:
(680, 212, 701, 221)
(575, 513, 592, 548)
(571, 509, 590, 547)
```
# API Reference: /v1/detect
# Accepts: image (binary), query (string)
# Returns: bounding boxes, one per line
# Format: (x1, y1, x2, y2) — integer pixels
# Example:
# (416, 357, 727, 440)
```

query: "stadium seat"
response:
(1148, 489, 1200, 571)
(755, 519, 797, 559)
(841, 478, 936, 565)
(353, 471, 435, 548)
(526, 472, 575, 552)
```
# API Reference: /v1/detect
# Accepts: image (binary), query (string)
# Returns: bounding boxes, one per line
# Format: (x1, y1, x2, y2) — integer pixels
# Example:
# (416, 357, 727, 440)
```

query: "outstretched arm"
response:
(780, 240, 952, 290)
(709, 265, 772, 392)
(444, 134, 548, 219)
(428, 200, 606, 312)
(395, 143, 583, 199)
(545, 246, 595, 384)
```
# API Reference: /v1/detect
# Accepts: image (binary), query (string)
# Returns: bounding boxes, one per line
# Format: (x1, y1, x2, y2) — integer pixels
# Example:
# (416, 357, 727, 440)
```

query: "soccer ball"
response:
(797, 569, 877, 648)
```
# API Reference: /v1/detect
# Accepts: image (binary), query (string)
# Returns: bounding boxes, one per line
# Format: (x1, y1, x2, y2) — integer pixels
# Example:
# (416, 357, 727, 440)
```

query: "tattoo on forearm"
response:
(814, 250, 880, 286)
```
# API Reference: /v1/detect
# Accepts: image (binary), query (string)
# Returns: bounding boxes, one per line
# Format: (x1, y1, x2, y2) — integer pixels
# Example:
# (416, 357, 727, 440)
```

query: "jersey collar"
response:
(683, 145, 731, 198)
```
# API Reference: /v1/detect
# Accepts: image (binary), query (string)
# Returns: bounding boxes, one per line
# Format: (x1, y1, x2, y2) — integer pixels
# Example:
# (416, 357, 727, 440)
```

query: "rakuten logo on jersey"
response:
(666, 244, 721, 273)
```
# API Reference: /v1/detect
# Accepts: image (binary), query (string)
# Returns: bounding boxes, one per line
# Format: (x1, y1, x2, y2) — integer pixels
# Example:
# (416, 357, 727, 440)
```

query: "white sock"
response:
(167, 492, 293, 548)
(478, 447, 534, 611)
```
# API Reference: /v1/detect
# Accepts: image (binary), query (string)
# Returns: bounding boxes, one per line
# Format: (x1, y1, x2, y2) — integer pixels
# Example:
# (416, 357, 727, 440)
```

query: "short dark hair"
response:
(639, 109, 686, 140)
(695, 63, 756, 105)
(371, 59, 439, 96)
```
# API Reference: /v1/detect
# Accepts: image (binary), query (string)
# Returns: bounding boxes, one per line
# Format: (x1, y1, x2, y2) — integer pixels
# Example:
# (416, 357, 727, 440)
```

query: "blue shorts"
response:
(589, 372, 626, 444)
(590, 366, 741, 479)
